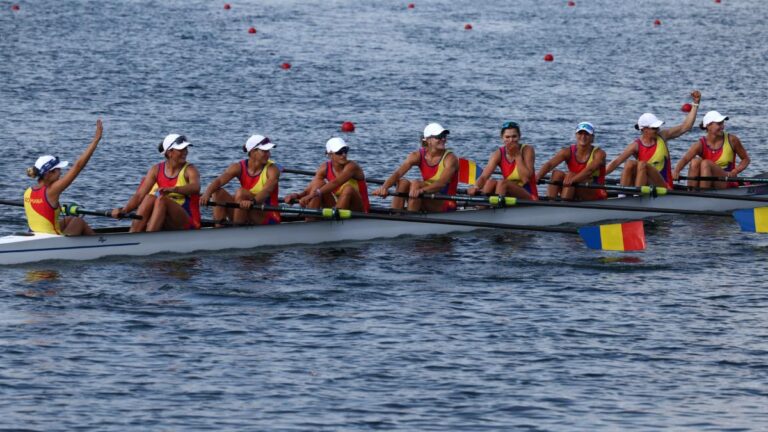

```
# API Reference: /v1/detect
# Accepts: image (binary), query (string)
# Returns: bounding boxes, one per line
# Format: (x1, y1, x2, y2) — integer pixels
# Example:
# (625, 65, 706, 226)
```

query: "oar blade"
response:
(733, 207, 768, 233)
(458, 158, 479, 185)
(578, 220, 646, 251)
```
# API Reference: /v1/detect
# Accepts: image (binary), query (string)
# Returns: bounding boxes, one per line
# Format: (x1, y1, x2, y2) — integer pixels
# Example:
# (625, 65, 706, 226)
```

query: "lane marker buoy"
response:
(341, 122, 355, 133)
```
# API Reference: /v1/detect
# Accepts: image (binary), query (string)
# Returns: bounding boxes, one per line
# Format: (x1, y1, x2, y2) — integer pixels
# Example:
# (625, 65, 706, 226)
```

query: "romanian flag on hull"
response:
(577, 220, 646, 251)
(458, 158, 478, 185)
(733, 207, 768, 232)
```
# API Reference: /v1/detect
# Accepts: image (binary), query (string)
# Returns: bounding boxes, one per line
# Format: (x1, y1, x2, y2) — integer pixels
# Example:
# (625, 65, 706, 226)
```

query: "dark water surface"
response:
(2, 0, 768, 430)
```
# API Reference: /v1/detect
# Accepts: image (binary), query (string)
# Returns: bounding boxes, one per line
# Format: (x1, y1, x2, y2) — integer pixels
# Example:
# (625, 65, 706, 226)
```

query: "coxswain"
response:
(673, 110, 750, 189)
(372, 123, 459, 212)
(112, 134, 201, 232)
(536, 122, 607, 200)
(468, 120, 538, 200)
(285, 137, 370, 212)
(199, 134, 281, 226)
(606, 90, 702, 187)
(24, 119, 103, 235)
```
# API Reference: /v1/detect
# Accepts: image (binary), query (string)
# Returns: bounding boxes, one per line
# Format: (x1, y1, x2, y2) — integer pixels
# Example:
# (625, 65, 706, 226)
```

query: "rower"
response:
(536, 122, 607, 200)
(468, 120, 538, 200)
(372, 123, 459, 212)
(673, 110, 750, 189)
(285, 137, 369, 212)
(24, 119, 103, 236)
(200, 134, 281, 226)
(112, 134, 201, 232)
(606, 90, 701, 187)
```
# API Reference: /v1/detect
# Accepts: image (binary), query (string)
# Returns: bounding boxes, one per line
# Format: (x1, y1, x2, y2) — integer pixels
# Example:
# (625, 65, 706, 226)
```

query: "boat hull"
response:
(2, 184, 767, 265)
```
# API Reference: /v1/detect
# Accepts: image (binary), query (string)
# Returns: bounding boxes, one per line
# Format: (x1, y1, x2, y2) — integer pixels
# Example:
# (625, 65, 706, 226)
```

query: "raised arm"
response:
(48, 119, 103, 199)
(660, 90, 702, 141)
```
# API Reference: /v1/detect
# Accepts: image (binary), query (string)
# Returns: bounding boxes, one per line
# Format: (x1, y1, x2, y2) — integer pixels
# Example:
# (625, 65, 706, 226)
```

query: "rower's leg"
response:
(482, 179, 497, 196)
(548, 170, 565, 199)
(336, 185, 365, 212)
(687, 158, 702, 189)
(499, 181, 532, 200)
(391, 179, 410, 210)
(645, 164, 668, 187)
(233, 188, 256, 225)
(702, 161, 728, 189)
(147, 196, 191, 232)
(406, 180, 423, 212)
(130, 195, 155, 233)
(560, 172, 576, 200)
(211, 189, 234, 226)
(635, 161, 648, 187)
(60, 216, 94, 236)
(621, 160, 637, 186)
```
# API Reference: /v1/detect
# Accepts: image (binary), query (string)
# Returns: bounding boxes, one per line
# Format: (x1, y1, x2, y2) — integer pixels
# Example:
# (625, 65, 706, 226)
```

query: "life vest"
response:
(238, 159, 280, 224)
(566, 144, 607, 200)
(499, 145, 539, 200)
(636, 136, 673, 188)
(24, 186, 61, 234)
(419, 148, 458, 211)
(150, 162, 201, 229)
(325, 161, 370, 212)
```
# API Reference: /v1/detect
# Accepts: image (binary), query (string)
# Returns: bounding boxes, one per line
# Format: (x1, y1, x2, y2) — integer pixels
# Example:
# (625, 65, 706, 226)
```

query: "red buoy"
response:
(340, 121, 356, 133)
(715, 0, 721, 3)
(654, 19, 662, 26)
(407, 3, 415, 8)
(11, 4, 20, 11)
(543, 53, 554, 62)
(280, 62, 292, 70)
(567, 1, 575, 6)
(464, 23, 473, 30)
(224, 3, 231, 10)
(248, 27, 256, 34)
(681, 103, 692, 113)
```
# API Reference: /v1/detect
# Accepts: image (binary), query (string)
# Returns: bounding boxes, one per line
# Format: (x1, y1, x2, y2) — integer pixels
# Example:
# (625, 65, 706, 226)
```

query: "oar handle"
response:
(678, 175, 768, 183)
(0, 199, 141, 220)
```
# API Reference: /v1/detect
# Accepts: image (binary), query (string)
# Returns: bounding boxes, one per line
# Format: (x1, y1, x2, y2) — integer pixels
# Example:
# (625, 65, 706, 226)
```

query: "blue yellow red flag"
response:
(733, 207, 768, 233)
(458, 158, 478, 185)
(577, 220, 646, 251)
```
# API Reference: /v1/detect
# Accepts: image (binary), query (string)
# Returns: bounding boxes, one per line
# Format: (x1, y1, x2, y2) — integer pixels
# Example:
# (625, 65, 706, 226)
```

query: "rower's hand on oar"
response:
(110, 208, 125, 219)
(239, 200, 254, 210)
(199, 193, 211, 207)
(283, 193, 299, 204)
(466, 186, 480, 196)
(372, 186, 389, 198)
(409, 186, 423, 199)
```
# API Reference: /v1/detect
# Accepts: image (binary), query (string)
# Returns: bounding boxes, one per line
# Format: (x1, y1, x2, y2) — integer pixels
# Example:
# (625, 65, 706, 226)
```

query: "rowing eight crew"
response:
(23, 91, 750, 236)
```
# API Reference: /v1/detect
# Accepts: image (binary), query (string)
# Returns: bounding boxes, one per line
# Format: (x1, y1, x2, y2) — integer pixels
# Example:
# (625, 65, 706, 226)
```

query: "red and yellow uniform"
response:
(325, 161, 370, 212)
(636, 137, 673, 188)
(150, 162, 201, 229)
(238, 159, 280, 224)
(419, 147, 458, 211)
(24, 186, 61, 234)
(699, 132, 737, 187)
(499, 145, 539, 200)
(566, 144, 607, 200)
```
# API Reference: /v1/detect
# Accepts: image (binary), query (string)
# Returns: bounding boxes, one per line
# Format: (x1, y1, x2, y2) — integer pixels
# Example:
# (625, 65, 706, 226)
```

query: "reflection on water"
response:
(599, 256, 643, 264)
(24, 269, 61, 283)
(146, 257, 201, 281)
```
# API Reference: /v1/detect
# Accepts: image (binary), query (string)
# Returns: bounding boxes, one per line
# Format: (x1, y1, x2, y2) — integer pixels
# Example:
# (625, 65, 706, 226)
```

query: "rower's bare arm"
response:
(661, 90, 702, 141)
(571, 150, 606, 184)
(373, 152, 419, 196)
(605, 143, 636, 175)
(518, 145, 535, 183)
(421, 154, 458, 194)
(536, 149, 568, 180)
(201, 162, 240, 204)
(285, 163, 324, 203)
(172, 165, 201, 196)
(325, 161, 359, 192)
(49, 119, 103, 199)
(112, 166, 158, 217)
(673, 141, 702, 178)
(254, 165, 280, 204)
(474, 151, 501, 190)
(730, 135, 750, 176)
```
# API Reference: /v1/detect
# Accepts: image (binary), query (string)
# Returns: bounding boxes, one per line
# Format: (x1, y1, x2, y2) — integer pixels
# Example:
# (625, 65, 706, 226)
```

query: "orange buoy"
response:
(654, 19, 661, 26)
(340, 121, 355, 133)
(224, 3, 231, 10)
(248, 27, 256, 34)
(11, 4, 20, 11)
(280, 62, 292, 70)
(567, 1, 575, 6)
(464, 23, 473, 30)
(543, 53, 554, 62)
(681, 103, 692, 113)
(407, 3, 415, 8)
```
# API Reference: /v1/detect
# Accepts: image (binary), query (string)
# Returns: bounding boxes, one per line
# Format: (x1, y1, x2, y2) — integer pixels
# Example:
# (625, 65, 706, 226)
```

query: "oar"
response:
(0, 199, 142, 220)
(541, 181, 768, 204)
(678, 175, 768, 184)
(206, 200, 646, 251)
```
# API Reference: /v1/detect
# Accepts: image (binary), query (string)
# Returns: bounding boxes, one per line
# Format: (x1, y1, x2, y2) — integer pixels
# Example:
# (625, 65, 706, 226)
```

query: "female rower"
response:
(24, 119, 103, 235)
(372, 123, 459, 212)
(673, 110, 750, 189)
(285, 137, 369, 212)
(468, 120, 538, 200)
(112, 134, 201, 232)
(199, 134, 281, 226)
(536, 122, 607, 200)
(606, 90, 702, 187)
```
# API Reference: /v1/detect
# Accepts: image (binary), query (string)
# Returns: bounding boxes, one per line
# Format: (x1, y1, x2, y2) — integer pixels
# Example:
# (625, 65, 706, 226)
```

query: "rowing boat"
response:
(2, 184, 767, 265)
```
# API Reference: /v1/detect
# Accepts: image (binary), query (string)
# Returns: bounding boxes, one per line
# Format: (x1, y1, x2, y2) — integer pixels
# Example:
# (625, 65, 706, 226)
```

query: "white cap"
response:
(325, 137, 349, 153)
(575, 121, 595, 135)
(423, 122, 449, 138)
(244, 134, 276, 152)
(636, 113, 665, 129)
(702, 110, 729, 127)
(34, 155, 69, 176)
(161, 134, 192, 153)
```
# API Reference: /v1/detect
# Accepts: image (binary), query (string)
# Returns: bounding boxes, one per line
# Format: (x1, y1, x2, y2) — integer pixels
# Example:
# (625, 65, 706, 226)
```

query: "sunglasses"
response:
(502, 121, 520, 129)
(334, 147, 349, 155)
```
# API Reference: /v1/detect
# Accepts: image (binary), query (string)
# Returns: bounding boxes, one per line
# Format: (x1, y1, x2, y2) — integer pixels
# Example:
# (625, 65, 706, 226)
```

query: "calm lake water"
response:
(2, 0, 768, 430)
